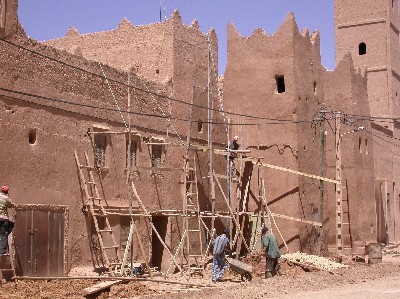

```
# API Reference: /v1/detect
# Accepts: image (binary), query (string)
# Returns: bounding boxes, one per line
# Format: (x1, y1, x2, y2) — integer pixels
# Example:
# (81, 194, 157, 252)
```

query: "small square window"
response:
(359, 43, 366, 55)
(275, 75, 285, 93)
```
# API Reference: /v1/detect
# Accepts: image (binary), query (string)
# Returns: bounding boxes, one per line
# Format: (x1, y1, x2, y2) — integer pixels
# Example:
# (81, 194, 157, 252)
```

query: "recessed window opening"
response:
(28, 129, 37, 144)
(151, 144, 162, 168)
(365, 139, 368, 155)
(198, 119, 203, 133)
(275, 75, 286, 93)
(155, 69, 160, 75)
(359, 43, 367, 55)
(313, 81, 317, 94)
(94, 134, 107, 167)
(359, 137, 362, 153)
(126, 138, 138, 168)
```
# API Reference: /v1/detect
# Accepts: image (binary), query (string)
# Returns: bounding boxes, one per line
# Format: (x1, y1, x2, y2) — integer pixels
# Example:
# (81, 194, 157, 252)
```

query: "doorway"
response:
(375, 181, 387, 243)
(151, 216, 168, 271)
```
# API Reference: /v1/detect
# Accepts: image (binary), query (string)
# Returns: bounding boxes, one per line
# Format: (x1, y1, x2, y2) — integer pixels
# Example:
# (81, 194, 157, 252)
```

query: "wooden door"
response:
(13, 206, 66, 276)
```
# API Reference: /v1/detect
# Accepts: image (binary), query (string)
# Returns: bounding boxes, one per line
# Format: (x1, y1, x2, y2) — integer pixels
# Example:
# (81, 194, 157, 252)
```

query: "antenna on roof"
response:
(159, 0, 166, 22)
(159, 0, 162, 22)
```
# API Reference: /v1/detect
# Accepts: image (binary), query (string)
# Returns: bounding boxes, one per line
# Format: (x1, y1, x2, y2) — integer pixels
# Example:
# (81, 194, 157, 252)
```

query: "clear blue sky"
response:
(18, 0, 335, 73)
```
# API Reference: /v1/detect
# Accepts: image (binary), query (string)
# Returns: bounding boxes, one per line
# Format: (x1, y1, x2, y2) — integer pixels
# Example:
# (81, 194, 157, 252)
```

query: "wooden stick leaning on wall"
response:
(120, 220, 153, 278)
(131, 182, 189, 280)
(166, 230, 187, 276)
(213, 171, 252, 253)
(265, 202, 290, 253)
(233, 168, 252, 255)
(200, 228, 216, 268)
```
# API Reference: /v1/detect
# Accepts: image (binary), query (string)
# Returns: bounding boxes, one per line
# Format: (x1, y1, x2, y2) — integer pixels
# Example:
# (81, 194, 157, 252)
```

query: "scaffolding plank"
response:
(271, 212, 322, 227)
(242, 159, 339, 184)
(83, 280, 122, 295)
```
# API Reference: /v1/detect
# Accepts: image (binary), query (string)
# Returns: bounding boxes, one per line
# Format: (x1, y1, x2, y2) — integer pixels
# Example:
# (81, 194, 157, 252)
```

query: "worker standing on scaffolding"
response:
(228, 136, 240, 181)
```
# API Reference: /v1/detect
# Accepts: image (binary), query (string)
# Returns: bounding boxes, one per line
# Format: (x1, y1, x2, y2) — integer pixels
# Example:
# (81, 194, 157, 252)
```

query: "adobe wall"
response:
(323, 55, 376, 249)
(223, 14, 324, 253)
(46, 18, 174, 86)
(0, 2, 214, 271)
(335, 0, 400, 243)
(335, 0, 391, 122)
(45, 11, 221, 143)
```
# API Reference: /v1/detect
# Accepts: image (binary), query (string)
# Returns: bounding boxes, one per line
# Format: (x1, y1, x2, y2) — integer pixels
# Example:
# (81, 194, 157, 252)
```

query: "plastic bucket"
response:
(368, 243, 382, 263)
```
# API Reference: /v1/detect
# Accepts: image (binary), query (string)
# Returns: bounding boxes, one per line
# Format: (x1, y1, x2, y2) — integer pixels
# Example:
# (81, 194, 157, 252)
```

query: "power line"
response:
(0, 87, 318, 126)
(0, 38, 316, 124)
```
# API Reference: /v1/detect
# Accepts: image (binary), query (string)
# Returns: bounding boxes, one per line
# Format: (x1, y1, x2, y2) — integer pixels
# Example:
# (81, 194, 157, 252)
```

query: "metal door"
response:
(13, 206, 66, 276)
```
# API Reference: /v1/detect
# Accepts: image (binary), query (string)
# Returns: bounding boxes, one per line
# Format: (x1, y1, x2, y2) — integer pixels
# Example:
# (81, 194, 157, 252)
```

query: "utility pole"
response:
(335, 112, 343, 255)
(318, 106, 327, 255)
(207, 37, 216, 238)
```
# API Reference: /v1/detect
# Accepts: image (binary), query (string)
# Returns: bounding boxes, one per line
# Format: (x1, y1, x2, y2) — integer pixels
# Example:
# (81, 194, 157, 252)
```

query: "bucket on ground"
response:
(367, 243, 382, 263)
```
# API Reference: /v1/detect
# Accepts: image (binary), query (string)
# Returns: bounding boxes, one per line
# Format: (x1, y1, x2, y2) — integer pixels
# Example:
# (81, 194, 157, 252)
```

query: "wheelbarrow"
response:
(227, 257, 253, 282)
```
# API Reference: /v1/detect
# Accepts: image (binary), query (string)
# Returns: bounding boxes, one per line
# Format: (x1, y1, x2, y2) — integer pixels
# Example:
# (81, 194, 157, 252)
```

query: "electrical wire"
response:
(0, 87, 319, 126)
(0, 38, 317, 124)
(0, 87, 318, 126)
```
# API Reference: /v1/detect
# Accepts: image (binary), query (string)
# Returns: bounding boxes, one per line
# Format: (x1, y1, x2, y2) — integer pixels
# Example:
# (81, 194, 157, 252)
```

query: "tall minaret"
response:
(335, 0, 400, 127)
(335, 1, 400, 245)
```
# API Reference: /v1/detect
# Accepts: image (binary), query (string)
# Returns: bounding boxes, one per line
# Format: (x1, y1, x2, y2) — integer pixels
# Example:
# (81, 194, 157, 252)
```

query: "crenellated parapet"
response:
(0, 0, 24, 38)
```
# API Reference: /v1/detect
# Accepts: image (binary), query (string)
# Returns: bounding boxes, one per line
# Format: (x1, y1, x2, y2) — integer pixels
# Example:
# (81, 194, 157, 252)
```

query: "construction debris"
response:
(282, 252, 348, 271)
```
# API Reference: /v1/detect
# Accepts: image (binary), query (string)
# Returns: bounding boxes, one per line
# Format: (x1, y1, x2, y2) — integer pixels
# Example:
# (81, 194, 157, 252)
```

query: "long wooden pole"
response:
(318, 106, 326, 255)
(131, 182, 188, 280)
(213, 171, 251, 253)
(166, 230, 186, 276)
(335, 112, 343, 255)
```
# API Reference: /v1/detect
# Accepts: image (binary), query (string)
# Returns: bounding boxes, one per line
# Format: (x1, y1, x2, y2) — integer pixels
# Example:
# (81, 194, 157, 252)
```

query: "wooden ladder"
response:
(338, 184, 352, 255)
(183, 154, 204, 275)
(74, 151, 122, 276)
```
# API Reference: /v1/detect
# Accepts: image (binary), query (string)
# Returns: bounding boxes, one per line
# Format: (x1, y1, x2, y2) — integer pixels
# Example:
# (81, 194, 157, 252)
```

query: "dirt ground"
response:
(1, 248, 400, 299)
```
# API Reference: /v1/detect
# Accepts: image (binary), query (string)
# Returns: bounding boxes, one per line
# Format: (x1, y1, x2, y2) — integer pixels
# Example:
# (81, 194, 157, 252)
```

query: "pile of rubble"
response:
(282, 252, 348, 271)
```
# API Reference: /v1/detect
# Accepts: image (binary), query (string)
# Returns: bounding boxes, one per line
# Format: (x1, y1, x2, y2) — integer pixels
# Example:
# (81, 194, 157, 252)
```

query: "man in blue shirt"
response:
(262, 226, 282, 278)
(212, 228, 230, 282)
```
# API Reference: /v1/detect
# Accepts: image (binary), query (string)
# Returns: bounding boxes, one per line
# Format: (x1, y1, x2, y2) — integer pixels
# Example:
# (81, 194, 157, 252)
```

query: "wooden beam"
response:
(15, 276, 215, 288)
(134, 166, 181, 171)
(247, 159, 339, 184)
(131, 182, 189, 280)
(213, 171, 252, 253)
(83, 280, 122, 296)
(271, 212, 322, 227)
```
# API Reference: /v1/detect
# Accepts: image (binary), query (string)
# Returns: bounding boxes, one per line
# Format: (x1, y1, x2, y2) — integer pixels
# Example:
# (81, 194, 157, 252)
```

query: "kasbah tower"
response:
(335, 0, 400, 243)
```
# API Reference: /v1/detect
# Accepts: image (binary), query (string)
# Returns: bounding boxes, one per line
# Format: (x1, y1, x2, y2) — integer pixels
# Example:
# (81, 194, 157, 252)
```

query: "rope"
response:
(137, 77, 183, 143)
(98, 63, 128, 129)
(208, 38, 229, 133)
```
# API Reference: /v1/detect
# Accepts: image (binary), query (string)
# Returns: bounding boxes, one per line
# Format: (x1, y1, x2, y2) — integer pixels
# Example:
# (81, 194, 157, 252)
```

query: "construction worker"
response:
(261, 226, 282, 278)
(228, 136, 240, 181)
(0, 186, 14, 255)
(211, 227, 230, 283)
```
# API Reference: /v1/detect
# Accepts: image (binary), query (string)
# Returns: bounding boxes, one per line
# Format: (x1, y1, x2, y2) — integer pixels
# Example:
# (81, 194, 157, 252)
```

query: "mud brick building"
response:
(0, 0, 399, 276)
